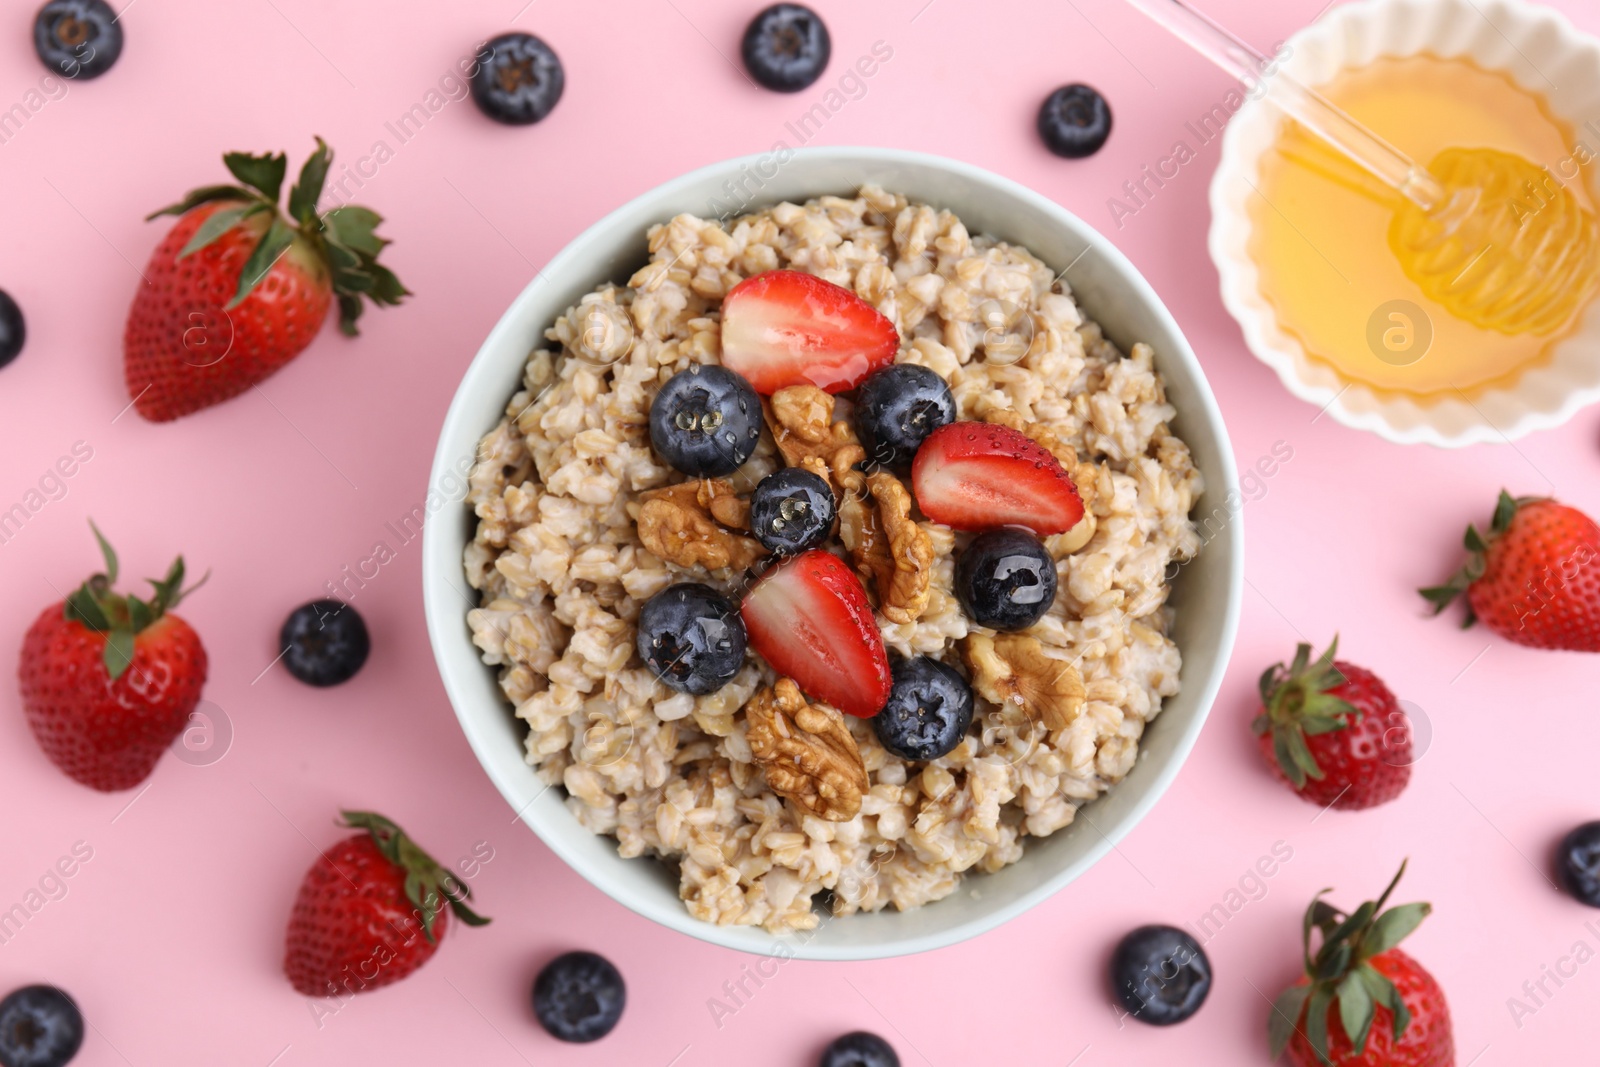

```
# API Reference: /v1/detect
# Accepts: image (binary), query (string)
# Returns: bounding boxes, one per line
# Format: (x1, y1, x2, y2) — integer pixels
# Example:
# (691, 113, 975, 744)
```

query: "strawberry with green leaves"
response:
(124, 139, 408, 422)
(1422, 490, 1600, 652)
(1270, 863, 1454, 1067)
(18, 523, 208, 791)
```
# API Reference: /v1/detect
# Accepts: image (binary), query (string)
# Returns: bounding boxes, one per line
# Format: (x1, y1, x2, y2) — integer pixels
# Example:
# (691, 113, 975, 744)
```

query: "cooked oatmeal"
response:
(464, 187, 1203, 932)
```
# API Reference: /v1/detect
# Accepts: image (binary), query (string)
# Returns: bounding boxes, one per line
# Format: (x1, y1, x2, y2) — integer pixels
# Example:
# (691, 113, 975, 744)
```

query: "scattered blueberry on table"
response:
(280, 599, 370, 687)
(471, 32, 565, 125)
(33, 0, 122, 81)
(820, 1031, 900, 1067)
(533, 951, 626, 1043)
(875, 656, 974, 761)
(742, 3, 831, 92)
(855, 364, 956, 470)
(0, 985, 84, 1067)
(1558, 821, 1600, 907)
(751, 468, 837, 555)
(0, 290, 25, 370)
(956, 527, 1059, 631)
(1037, 83, 1113, 158)
(637, 583, 747, 696)
(649, 365, 763, 477)
(1110, 925, 1212, 1026)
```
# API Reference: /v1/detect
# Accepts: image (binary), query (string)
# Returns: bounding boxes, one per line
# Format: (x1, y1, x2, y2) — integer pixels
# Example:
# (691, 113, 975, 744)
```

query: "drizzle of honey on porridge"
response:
(1248, 54, 1600, 397)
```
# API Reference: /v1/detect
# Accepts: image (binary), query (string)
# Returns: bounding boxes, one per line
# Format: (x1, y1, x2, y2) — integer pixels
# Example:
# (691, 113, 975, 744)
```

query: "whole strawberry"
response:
(1422, 490, 1600, 651)
(1271, 863, 1453, 1067)
(18, 523, 208, 791)
(284, 811, 488, 997)
(1252, 638, 1412, 811)
(124, 139, 408, 422)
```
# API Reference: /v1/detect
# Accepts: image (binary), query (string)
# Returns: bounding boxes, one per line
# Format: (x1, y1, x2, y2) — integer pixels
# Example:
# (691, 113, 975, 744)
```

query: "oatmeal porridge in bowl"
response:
(425, 149, 1241, 959)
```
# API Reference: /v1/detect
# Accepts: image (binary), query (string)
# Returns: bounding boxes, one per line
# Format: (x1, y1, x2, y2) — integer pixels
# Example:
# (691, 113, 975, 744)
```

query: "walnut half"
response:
(961, 633, 1086, 731)
(765, 386, 867, 494)
(837, 472, 933, 624)
(745, 678, 868, 821)
(636, 480, 765, 572)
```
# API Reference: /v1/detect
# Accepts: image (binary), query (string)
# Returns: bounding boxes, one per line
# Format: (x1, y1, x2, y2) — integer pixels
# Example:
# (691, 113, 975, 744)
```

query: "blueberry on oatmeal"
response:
(820, 1031, 899, 1067)
(855, 364, 956, 469)
(471, 33, 564, 125)
(750, 468, 836, 555)
(532, 951, 625, 1043)
(1038, 83, 1113, 159)
(637, 584, 746, 695)
(1110, 925, 1212, 1026)
(741, 3, 831, 93)
(649, 365, 762, 477)
(874, 657, 973, 761)
(956, 528, 1058, 631)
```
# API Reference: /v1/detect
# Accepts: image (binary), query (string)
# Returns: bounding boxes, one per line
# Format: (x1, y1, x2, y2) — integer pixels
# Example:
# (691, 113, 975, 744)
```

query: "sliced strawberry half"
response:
(911, 422, 1085, 535)
(740, 550, 892, 717)
(720, 269, 900, 394)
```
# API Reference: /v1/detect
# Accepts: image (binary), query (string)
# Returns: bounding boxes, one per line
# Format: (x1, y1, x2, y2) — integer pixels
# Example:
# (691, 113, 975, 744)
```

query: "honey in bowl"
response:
(1248, 53, 1600, 397)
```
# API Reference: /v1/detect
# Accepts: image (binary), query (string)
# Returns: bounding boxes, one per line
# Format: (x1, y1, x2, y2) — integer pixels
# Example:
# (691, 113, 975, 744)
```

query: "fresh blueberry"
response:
(0, 985, 84, 1067)
(874, 657, 973, 761)
(0, 291, 24, 370)
(956, 528, 1057, 631)
(1558, 821, 1600, 907)
(1110, 925, 1212, 1026)
(280, 600, 370, 687)
(855, 364, 956, 469)
(637, 584, 746, 695)
(471, 33, 564, 125)
(750, 468, 835, 555)
(532, 951, 625, 1043)
(820, 1031, 899, 1067)
(1038, 84, 1113, 159)
(742, 3, 831, 92)
(33, 0, 122, 81)
(649, 365, 762, 477)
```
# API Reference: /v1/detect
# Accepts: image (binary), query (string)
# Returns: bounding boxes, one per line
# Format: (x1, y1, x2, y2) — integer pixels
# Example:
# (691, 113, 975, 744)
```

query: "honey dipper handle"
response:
(1123, 0, 1447, 211)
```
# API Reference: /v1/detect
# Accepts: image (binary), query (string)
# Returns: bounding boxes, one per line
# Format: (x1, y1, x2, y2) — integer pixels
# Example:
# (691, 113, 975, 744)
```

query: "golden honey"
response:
(1249, 54, 1600, 397)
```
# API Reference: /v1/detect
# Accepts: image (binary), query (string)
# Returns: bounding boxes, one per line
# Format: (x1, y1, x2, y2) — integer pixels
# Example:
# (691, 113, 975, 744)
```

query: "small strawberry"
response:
(1251, 639, 1412, 811)
(740, 550, 892, 716)
(17, 523, 208, 791)
(720, 269, 899, 394)
(1271, 862, 1454, 1067)
(124, 139, 408, 422)
(911, 421, 1085, 535)
(1421, 490, 1600, 652)
(284, 811, 489, 998)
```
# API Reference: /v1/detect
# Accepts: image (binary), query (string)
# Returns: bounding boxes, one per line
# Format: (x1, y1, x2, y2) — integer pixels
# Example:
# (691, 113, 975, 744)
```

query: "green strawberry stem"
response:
(1419, 489, 1546, 629)
(147, 138, 409, 335)
(63, 521, 206, 680)
(1250, 637, 1359, 789)
(340, 811, 490, 942)
(1269, 861, 1432, 1065)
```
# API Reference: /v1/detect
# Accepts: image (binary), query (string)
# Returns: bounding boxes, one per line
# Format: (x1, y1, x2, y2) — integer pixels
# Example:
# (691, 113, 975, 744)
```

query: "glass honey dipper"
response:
(1126, 0, 1600, 337)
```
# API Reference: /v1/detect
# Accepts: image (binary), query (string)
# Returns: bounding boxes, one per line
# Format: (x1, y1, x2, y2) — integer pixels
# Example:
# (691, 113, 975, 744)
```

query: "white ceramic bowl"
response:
(423, 148, 1243, 959)
(1211, 0, 1600, 447)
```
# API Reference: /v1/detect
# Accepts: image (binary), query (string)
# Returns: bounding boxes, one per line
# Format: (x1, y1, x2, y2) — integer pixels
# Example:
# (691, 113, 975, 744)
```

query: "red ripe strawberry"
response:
(910, 421, 1085, 535)
(1422, 490, 1600, 652)
(284, 811, 488, 998)
(740, 550, 892, 717)
(1252, 639, 1412, 811)
(17, 523, 208, 791)
(720, 269, 899, 394)
(125, 139, 408, 422)
(1271, 863, 1453, 1067)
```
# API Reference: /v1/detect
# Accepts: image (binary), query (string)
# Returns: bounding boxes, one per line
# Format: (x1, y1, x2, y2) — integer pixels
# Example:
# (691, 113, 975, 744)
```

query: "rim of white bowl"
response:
(1209, 0, 1600, 448)
(424, 146, 1243, 959)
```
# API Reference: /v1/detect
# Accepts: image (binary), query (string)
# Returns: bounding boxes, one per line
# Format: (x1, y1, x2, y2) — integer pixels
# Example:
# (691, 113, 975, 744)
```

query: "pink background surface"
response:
(2, 0, 1599, 1063)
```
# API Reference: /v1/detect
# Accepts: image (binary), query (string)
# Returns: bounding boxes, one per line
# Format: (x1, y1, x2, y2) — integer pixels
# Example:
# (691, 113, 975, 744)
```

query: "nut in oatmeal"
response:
(765, 385, 868, 493)
(962, 632, 1087, 731)
(837, 472, 933, 624)
(636, 480, 766, 572)
(745, 678, 868, 821)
